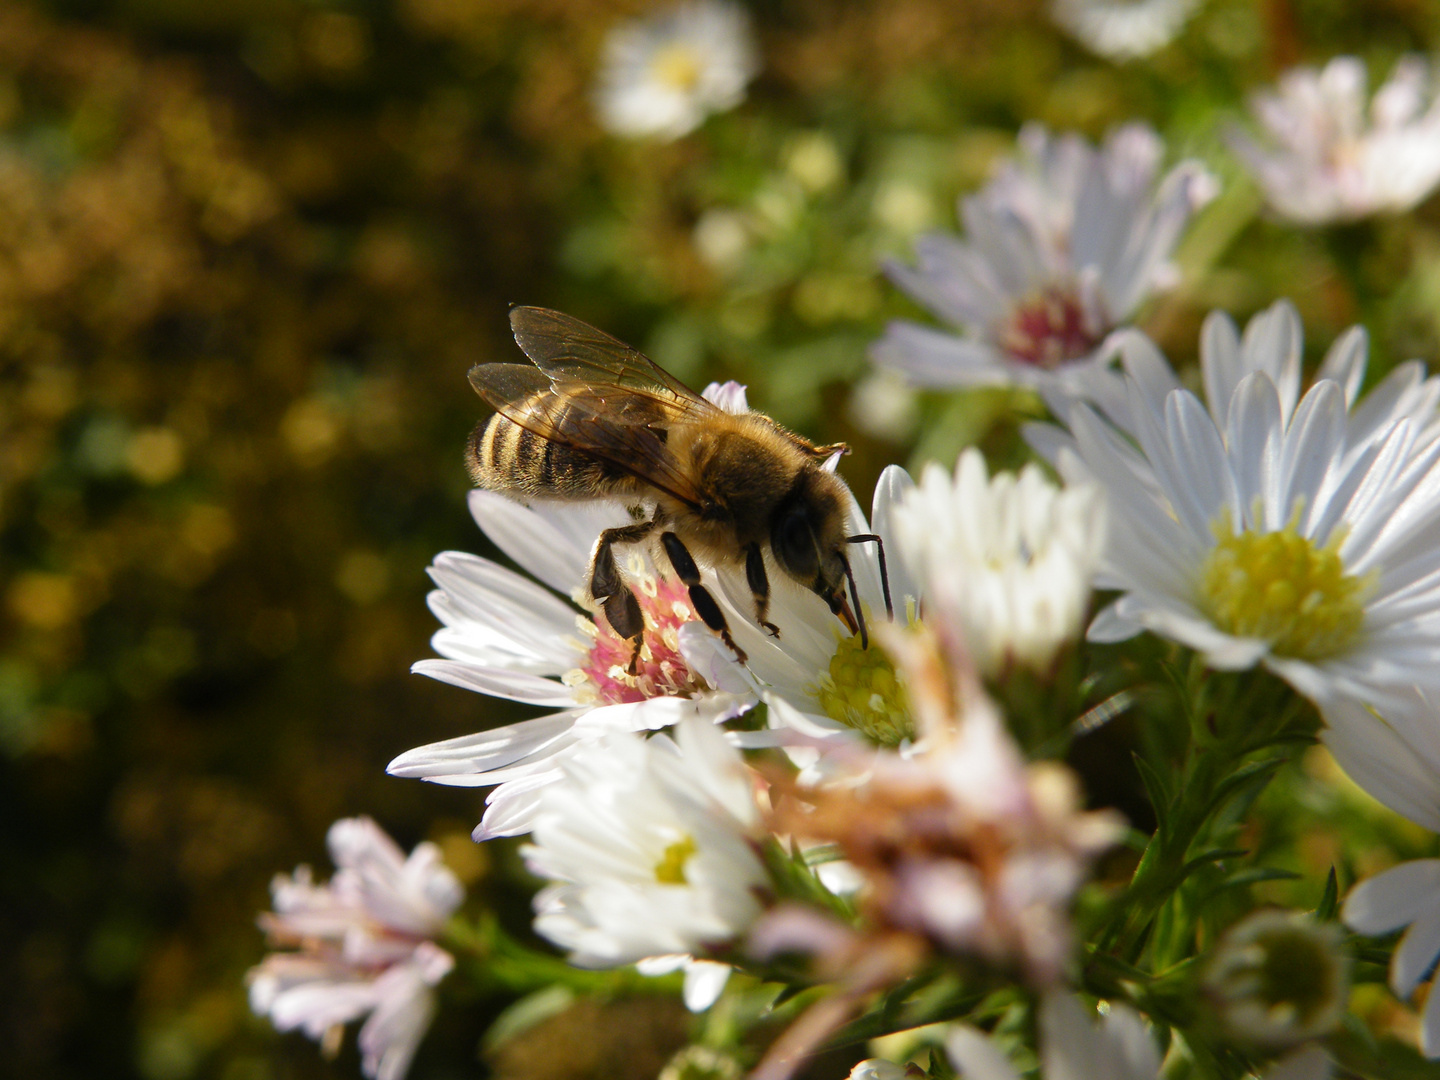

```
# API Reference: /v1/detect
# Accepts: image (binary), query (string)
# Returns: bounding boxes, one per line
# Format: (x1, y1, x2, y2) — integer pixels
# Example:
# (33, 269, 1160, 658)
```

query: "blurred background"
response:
(7, 0, 1440, 1077)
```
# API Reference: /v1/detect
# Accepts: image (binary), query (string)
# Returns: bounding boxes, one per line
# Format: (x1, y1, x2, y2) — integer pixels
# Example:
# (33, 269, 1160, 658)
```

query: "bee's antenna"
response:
(845, 534, 893, 621)
(839, 552, 868, 650)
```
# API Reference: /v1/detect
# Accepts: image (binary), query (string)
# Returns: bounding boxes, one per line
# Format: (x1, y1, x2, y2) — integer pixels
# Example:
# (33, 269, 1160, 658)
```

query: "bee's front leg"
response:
(745, 542, 781, 638)
(590, 519, 657, 674)
(659, 531, 748, 665)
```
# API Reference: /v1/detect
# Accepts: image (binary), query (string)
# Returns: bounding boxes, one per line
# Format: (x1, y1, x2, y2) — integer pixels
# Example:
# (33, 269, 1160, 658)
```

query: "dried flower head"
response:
(766, 627, 1123, 985)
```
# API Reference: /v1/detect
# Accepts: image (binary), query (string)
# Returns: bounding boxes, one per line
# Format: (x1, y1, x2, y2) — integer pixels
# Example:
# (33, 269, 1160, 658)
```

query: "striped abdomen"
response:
(466, 394, 639, 499)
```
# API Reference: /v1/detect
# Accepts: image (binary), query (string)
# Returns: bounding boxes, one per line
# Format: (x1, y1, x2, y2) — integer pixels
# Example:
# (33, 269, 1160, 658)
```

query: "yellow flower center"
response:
(651, 44, 703, 92)
(1197, 513, 1369, 660)
(654, 835, 697, 885)
(814, 633, 914, 746)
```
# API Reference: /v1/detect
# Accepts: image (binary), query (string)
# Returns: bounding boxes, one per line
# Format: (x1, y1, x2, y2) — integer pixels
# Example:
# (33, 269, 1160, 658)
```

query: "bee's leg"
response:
(745, 542, 781, 638)
(845, 533, 893, 620)
(660, 531, 748, 665)
(590, 520, 657, 673)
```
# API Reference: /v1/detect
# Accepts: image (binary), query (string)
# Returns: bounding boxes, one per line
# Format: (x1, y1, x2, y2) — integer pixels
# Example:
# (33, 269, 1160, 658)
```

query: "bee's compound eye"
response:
(771, 505, 819, 582)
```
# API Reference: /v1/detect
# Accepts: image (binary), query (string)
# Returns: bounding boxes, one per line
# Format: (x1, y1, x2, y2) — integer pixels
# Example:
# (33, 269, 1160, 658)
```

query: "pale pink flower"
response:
(248, 817, 463, 1080)
(1230, 56, 1440, 224)
(874, 123, 1214, 391)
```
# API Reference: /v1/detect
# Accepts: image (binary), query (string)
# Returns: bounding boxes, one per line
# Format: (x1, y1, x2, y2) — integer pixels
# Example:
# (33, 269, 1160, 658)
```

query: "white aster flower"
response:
(1038, 318, 1440, 711)
(388, 384, 756, 840)
(873, 123, 1215, 390)
(946, 993, 1331, 1080)
(1326, 690, 1440, 1057)
(1050, 0, 1203, 61)
(891, 448, 1107, 678)
(248, 817, 463, 1080)
(1229, 55, 1440, 224)
(595, 0, 758, 141)
(522, 717, 767, 1010)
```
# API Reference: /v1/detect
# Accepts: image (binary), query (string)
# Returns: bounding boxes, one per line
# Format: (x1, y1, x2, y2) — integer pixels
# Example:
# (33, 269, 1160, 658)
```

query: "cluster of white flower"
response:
(246, 18, 1440, 1080)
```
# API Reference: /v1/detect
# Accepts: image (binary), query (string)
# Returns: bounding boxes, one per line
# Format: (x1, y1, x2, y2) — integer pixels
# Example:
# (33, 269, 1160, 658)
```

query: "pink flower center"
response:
(996, 284, 1104, 368)
(570, 571, 708, 705)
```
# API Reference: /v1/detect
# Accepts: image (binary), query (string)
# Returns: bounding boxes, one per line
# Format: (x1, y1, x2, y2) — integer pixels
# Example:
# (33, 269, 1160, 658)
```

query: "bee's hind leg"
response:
(660, 531, 748, 665)
(590, 520, 657, 674)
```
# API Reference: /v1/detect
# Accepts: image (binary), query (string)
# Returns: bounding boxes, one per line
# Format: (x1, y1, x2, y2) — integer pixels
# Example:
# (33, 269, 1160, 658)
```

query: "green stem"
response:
(441, 914, 682, 998)
(1098, 744, 1229, 964)
(1095, 660, 1313, 968)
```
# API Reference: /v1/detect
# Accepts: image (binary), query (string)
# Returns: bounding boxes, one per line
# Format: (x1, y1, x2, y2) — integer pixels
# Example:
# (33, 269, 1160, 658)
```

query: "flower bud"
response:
(1202, 911, 1349, 1049)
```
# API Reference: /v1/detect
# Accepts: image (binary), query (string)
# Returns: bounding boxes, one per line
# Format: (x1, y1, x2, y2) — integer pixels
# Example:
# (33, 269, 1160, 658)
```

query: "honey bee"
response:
(467, 307, 891, 669)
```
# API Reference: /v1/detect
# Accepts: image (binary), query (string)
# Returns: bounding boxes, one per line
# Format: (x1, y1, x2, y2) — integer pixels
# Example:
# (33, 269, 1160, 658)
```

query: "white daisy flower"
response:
(386, 487, 755, 839)
(1229, 55, 1440, 224)
(595, 0, 759, 141)
(248, 817, 463, 1080)
(1325, 691, 1440, 1057)
(873, 123, 1215, 391)
(946, 993, 1331, 1080)
(890, 449, 1107, 678)
(1040, 325, 1440, 710)
(1050, 0, 1204, 61)
(523, 717, 766, 1010)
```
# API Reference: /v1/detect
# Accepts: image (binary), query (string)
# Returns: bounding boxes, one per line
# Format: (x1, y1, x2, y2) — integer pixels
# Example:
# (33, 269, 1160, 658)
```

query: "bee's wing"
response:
(508, 306, 720, 422)
(468, 362, 708, 509)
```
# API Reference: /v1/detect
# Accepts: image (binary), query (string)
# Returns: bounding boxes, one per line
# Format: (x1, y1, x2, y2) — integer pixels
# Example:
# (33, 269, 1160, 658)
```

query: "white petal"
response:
(466, 490, 619, 595)
(682, 960, 731, 1011)
(1039, 993, 1103, 1080)
(1261, 1045, 1331, 1080)
(1343, 860, 1440, 937)
(1321, 701, 1440, 831)
(411, 659, 579, 706)
(944, 1026, 1023, 1080)
(1393, 902, 1440, 998)
(386, 712, 581, 781)
(871, 322, 1014, 388)
(1423, 972, 1440, 1058)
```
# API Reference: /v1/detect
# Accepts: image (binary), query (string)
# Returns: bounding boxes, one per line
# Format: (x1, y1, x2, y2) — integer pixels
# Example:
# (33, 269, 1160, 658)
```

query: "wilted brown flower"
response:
(749, 626, 1123, 1080)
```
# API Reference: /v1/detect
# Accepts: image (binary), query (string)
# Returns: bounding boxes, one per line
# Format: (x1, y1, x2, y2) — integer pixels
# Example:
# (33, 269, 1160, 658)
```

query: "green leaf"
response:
(482, 986, 576, 1052)
(1132, 753, 1173, 840)
(759, 837, 855, 918)
(1179, 847, 1250, 879)
(1202, 866, 1301, 899)
(1316, 866, 1340, 921)
(1208, 756, 1285, 816)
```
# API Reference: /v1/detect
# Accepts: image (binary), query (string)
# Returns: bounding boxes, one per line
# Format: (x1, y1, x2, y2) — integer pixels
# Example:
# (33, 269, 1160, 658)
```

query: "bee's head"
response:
(770, 475, 865, 644)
